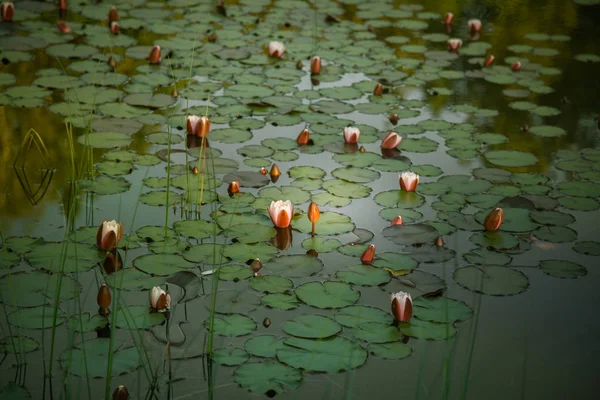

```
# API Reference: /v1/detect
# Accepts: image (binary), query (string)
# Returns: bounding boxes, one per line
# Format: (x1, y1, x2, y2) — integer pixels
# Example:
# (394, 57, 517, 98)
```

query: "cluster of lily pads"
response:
(1, 0, 600, 398)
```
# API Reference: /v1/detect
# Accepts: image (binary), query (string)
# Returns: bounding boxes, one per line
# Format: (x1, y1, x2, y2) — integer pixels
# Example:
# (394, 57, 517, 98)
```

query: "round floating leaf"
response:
(399, 319, 456, 340)
(67, 313, 108, 333)
(529, 125, 566, 137)
(374, 190, 425, 209)
(8, 306, 65, 329)
(277, 337, 367, 373)
(322, 179, 372, 199)
(266, 255, 324, 278)
(293, 211, 354, 236)
(204, 290, 261, 314)
(558, 181, 600, 198)
(244, 335, 290, 358)
(0, 271, 81, 307)
(485, 150, 538, 167)
(353, 321, 402, 343)
(1, 336, 39, 354)
(59, 339, 141, 378)
(133, 254, 195, 276)
(77, 132, 131, 149)
(213, 348, 249, 366)
(333, 305, 393, 328)
(453, 265, 529, 296)
(250, 275, 293, 294)
(332, 167, 380, 183)
(413, 297, 473, 323)
(532, 226, 577, 243)
(234, 360, 301, 395)
(26, 242, 100, 273)
(368, 342, 412, 360)
(224, 224, 277, 244)
(470, 231, 519, 250)
(383, 224, 439, 245)
(115, 305, 165, 330)
(205, 314, 256, 337)
(539, 260, 586, 279)
(222, 242, 279, 263)
(283, 314, 341, 339)
(464, 247, 512, 266)
(301, 237, 341, 253)
(295, 281, 360, 309)
(385, 270, 446, 299)
(336, 265, 391, 286)
(573, 241, 600, 256)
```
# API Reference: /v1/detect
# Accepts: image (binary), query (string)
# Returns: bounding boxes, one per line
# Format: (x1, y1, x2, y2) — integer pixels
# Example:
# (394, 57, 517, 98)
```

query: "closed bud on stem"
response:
(484, 54, 495, 67)
(148, 45, 161, 64)
(297, 128, 309, 145)
(108, 7, 118, 23)
(308, 202, 320, 224)
(227, 180, 240, 196)
(484, 207, 504, 232)
(270, 164, 281, 179)
(435, 236, 445, 247)
(373, 82, 384, 96)
(97, 283, 111, 309)
(1, 2, 15, 22)
(361, 244, 375, 264)
(310, 56, 321, 75)
(391, 292, 413, 322)
(110, 21, 119, 35)
(250, 258, 262, 273)
(112, 385, 129, 400)
(511, 61, 521, 72)
(389, 113, 399, 125)
(57, 20, 71, 33)
(391, 216, 403, 226)
(260, 167, 268, 175)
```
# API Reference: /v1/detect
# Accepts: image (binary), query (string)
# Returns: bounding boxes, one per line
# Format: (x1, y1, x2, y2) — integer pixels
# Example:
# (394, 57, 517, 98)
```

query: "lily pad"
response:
(283, 314, 341, 339)
(277, 337, 367, 373)
(453, 265, 529, 296)
(295, 281, 360, 309)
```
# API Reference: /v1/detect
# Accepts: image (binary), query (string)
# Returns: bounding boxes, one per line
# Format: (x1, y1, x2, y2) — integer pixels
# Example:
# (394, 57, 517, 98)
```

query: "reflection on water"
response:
(1, 0, 600, 399)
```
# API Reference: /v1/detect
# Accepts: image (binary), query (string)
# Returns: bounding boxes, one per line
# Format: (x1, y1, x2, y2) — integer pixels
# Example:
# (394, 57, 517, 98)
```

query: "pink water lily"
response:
(511, 61, 521, 71)
(399, 171, 419, 191)
(267, 200, 293, 228)
(444, 12, 453, 25)
(187, 115, 210, 137)
(381, 131, 402, 149)
(391, 292, 413, 322)
(447, 38, 462, 52)
(391, 216, 403, 226)
(150, 286, 171, 311)
(96, 220, 123, 251)
(1, 2, 14, 22)
(311, 56, 321, 75)
(468, 19, 482, 33)
(268, 41, 285, 58)
(343, 127, 360, 144)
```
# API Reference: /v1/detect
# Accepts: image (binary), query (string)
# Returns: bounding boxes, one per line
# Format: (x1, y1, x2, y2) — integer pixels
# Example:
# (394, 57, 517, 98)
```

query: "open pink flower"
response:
(468, 19, 482, 33)
(444, 12, 453, 25)
(267, 200, 293, 228)
(96, 220, 123, 251)
(447, 38, 462, 52)
(268, 41, 285, 58)
(343, 127, 360, 144)
(391, 292, 413, 322)
(187, 115, 210, 137)
(381, 131, 402, 149)
(399, 171, 419, 191)
(150, 286, 171, 311)
(1, 2, 14, 22)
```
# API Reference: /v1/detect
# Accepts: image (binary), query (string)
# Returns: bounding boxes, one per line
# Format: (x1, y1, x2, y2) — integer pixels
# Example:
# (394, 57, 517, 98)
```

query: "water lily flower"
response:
(112, 385, 129, 400)
(97, 283, 111, 309)
(110, 21, 119, 35)
(373, 82, 384, 96)
(484, 207, 504, 232)
(361, 244, 375, 264)
(150, 286, 171, 311)
(57, 20, 70, 33)
(435, 236, 445, 247)
(391, 216, 403, 226)
(227, 180, 240, 196)
(297, 128, 309, 145)
(468, 19, 482, 33)
(267, 200, 293, 228)
(399, 171, 419, 192)
(447, 38, 462, 52)
(270, 164, 281, 180)
(343, 127, 360, 144)
(484, 54, 495, 67)
(308, 202, 320, 236)
(381, 131, 402, 149)
(511, 61, 521, 71)
(1, 2, 14, 22)
(96, 220, 123, 251)
(391, 292, 413, 322)
(108, 6, 118, 23)
(444, 12, 453, 25)
(186, 115, 210, 137)
(268, 41, 285, 58)
(311, 56, 321, 75)
(148, 45, 161, 64)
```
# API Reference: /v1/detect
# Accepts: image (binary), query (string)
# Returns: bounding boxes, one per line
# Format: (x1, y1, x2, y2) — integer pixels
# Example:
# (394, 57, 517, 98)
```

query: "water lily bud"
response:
(192, 167, 199, 175)
(268, 41, 285, 58)
(110, 21, 119, 35)
(447, 38, 462, 52)
(296, 60, 303, 69)
(391, 292, 413, 322)
(148, 45, 161, 64)
(359, 145, 366, 152)
(484, 54, 495, 67)
(57, 20, 71, 33)
(108, 6, 118, 23)
(310, 56, 321, 75)
(468, 19, 482, 33)
(343, 127, 360, 144)
(511, 61, 521, 72)
(197, 116, 210, 137)
(263, 318, 271, 328)
(308, 202, 320, 224)
(269, 164, 281, 179)
(399, 171, 419, 192)
(150, 286, 170, 311)
(373, 82, 384, 96)
(250, 258, 262, 273)
(1, 1, 14, 22)
(227, 181, 240, 196)
(484, 207, 504, 232)
(361, 244, 375, 264)
(108, 56, 117, 70)
(172, 88, 179, 98)
(389, 113, 399, 125)
(112, 385, 129, 400)
(381, 131, 402, 149)
(391, 216, 403, 226)
(297, 128, 309, 145)
(96, 220, 123, 251)
(97, 284, 111, 309)
(103, 249, 122, 274)
(435, 236, 445, 247)
(267, 200, 293, 229)
(444, 12, 453, 25)
(260, 167, 268, 175)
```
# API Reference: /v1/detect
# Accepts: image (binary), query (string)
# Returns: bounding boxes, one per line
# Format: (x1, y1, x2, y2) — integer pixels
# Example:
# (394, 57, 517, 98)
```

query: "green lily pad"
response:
(265, 255, 324, 278)
(234, 360, 301, 395)
(8, 306, 65, 329)
(485, 150, 538, 167)
(353, 322, 401, 343)
(293, 211, 355, 236)
(333, 305, 393, 328)
(277, 337, 367, 373)
(413, 297, 473, 323)
(368, 342, 412, 360)
(205, 314, 256, 337)
(382, 224, 440, 245)
(213, 348, 249, 366)
(244, 335, 290, 358)
(283, 314, 341, 339)
(133, 253, 195, 276)
(573, 241, 600, 256)
(453, 265, 529, 296)
(399, 319, 456, 340)
(539, 260, 586, 279)
(336, 265, 391, 286)
(59, 339, 141, 378)
(250, 275, 293, 294)
(301, 237, 341, 253)
(26, 242, 100, 274)
(115, 305, 165, 330)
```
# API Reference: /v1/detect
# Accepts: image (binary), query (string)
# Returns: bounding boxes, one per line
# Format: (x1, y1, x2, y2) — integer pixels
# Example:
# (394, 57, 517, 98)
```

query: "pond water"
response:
(1, 0, 600, 399)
